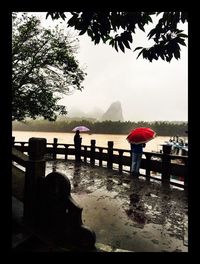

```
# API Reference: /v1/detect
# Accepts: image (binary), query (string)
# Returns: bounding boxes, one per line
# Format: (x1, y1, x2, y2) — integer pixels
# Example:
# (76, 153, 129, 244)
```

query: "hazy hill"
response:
(101, 101, 124, 122)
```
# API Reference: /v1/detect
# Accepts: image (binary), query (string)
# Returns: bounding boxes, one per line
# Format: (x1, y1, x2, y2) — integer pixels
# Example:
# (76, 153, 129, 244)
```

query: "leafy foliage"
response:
(12, 13, 86, 121)
(47, 11, 188, 62)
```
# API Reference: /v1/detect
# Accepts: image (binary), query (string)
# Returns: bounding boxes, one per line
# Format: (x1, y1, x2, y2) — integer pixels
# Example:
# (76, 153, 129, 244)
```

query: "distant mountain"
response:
(101, 101, 124, 122)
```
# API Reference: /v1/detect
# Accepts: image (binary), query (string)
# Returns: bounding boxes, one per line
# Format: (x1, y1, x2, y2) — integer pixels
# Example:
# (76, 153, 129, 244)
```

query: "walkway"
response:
(12, 159, 188, 252)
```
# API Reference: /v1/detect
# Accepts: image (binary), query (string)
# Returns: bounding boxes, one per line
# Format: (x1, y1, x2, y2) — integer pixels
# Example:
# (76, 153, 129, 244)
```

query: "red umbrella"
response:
(126, 127, 156, 144)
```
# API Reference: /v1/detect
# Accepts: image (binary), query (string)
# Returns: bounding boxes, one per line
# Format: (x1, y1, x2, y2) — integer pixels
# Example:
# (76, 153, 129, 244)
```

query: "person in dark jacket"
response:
(130, 143, 146, 176)
(74, 130, 82, 162)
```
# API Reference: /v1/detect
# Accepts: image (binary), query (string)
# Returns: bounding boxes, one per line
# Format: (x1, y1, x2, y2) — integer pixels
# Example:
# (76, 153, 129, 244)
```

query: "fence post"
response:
(64, 145, 69, 160)
(145, 153, 151, 182)
(107, 141, 114, 170)
(12, 136, 15, 147)
(90, 140, 96, 166)
(129, 150, 132, 174)
(23, 137, 46, 225)
(53, 138, 58, 159)
(99, 148, 103, 167)
(161, 145, 171, 187)
(84, 146, 87, 163)
(118, 150, 123, 173)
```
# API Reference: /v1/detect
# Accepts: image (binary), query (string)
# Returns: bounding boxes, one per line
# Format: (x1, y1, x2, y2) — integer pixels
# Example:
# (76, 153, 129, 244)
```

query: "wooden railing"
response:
(12, 137, 96, 250)
(12, 137, 188, 190)
(12, 138, 47, 224)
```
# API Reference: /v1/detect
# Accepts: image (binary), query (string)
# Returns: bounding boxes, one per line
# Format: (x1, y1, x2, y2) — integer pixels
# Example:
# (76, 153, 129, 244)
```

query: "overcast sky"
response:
(35, 12, 188, 122)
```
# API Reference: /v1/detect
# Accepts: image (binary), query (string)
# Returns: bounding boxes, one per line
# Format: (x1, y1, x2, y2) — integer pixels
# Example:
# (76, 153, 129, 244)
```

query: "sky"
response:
(30, 12, 188, 122)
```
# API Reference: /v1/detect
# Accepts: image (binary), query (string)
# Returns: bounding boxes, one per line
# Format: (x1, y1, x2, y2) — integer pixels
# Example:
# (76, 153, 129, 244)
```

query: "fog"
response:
(33, 12, 189, 122)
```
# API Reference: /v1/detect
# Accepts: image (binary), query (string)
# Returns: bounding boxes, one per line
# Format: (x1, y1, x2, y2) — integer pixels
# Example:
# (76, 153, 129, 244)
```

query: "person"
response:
(74, 130, 82, 162)
(130, 143, 146, 177)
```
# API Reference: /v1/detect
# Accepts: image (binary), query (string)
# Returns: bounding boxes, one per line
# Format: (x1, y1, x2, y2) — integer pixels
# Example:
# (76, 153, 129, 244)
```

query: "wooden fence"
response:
(12, 137, 188, 190)
(12, 137, 96, 250)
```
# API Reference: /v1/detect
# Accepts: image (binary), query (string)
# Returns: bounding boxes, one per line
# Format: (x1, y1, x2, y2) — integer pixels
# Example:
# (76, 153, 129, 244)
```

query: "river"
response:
(12, 131, 187, 153)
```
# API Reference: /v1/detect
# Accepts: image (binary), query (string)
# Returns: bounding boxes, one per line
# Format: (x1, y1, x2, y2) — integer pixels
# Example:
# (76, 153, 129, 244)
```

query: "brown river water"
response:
(12, 131, 187, 152)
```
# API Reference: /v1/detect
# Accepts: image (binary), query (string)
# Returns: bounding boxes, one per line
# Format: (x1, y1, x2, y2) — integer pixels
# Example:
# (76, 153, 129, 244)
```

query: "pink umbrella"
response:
(72, 126, 90, 132)
(126, 127, 156, 144)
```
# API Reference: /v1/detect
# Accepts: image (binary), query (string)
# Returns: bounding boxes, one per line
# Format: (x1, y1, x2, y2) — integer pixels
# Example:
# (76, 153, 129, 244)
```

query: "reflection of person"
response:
(73, 162, 81, 189)
(130, 143, 146, 177)
(74, 130, 82, 162)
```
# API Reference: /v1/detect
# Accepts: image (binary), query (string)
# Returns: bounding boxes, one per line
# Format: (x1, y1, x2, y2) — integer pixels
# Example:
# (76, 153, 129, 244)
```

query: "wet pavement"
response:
(45, 160, 188, 252)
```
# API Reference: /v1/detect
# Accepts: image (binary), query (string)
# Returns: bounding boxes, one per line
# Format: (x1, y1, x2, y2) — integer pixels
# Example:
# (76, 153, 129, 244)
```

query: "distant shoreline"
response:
(12, 120, 188, 137)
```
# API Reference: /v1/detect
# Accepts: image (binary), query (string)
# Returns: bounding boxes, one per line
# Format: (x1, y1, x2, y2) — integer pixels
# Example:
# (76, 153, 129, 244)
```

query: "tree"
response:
(46, 11, 188, 62)
(12, 12, 86, 121)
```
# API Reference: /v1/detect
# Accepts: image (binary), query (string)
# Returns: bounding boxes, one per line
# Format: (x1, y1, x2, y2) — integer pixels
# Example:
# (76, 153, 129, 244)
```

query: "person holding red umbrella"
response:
(130, 143, 146, 177)
(126, 127, 156, 177)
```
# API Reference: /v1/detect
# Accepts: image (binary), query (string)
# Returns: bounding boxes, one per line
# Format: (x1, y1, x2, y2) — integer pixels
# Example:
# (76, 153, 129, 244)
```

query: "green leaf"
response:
(103, 36, 112, 43)
(152, 53, 158, 60)
(79, 29, 87, 35)
(109, 39, 115, 47)
(60, 13, 66, 20)
(122, 38, 131, 49)
(176, 38, 186, 46)
(178, 33, 188, 38)
(138, 23, 145, 32)
(134, 47, 143, 51)
(174, 48, 180, 60)
(87, 29, 93, 38)
(114, 41, 118, 52)
(136, 49, 144, 59)
(46, 13, 50, 19)
(67, 15, 78, 27)
(147, 15, 153, 23)
(159, 52, 165, 60)
(126, 32, 133, 43)
(94, 35, 100, 44)
(147, 28, 156, 39)
(118, 41, 125, 52)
